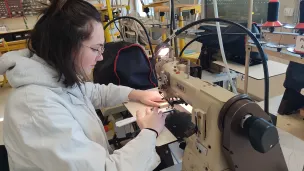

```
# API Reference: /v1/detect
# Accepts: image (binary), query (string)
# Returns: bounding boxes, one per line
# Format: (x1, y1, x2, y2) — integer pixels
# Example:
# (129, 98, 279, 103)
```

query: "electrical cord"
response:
(104, 16, 154, 59)
(212, 0, 237, 94)
(165, 18, 270, 114)
(114, 21, 125, 41)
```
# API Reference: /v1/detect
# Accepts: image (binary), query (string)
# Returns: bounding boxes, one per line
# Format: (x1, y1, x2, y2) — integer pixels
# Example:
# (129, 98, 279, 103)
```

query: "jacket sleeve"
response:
(4, 89, 160, 171)
(83, 82, 134, 109)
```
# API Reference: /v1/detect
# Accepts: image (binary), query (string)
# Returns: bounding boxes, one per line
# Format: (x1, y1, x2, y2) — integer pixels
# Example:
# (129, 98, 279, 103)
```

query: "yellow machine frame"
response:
(146, 1, 202, 62)
(0, 39, 11, 87)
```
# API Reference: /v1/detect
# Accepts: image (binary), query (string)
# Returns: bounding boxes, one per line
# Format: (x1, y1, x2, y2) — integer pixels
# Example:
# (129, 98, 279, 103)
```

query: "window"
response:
(205, 0, 268, 24)
(136, 0, 154, 17)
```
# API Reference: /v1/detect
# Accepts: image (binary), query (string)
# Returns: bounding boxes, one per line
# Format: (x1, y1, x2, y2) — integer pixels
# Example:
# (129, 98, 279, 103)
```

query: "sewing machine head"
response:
(154, 51, 288, 171)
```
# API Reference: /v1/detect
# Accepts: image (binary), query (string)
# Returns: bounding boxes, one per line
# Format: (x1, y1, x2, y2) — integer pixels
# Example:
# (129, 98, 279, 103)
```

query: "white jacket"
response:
(0, 49, 160, 171)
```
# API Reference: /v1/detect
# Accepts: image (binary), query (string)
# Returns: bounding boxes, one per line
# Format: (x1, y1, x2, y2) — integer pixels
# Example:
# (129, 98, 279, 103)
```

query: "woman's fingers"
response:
(153, 96, 166, 102)
(146, 100, 161, 107)
(146, 108, 152, 115)
(136, 110, 145, 119)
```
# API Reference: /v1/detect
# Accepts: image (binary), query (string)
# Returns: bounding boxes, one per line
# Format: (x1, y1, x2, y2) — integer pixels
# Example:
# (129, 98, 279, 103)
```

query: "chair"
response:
(0, 145, 9, 171)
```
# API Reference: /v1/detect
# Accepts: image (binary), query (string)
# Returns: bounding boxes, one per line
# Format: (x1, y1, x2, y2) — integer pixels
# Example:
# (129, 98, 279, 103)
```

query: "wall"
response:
(203, 0, 300, 24)
(0, 0, 133, 31)
(0, 16, 39, 31)
(279, 0, 299, 24)
(1, 0, 299, 32)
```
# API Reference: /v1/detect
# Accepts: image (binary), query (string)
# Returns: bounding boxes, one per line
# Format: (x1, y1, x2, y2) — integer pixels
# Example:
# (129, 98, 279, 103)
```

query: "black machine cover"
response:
(196, 23, 268, 68)
(93, 41, 158, 90)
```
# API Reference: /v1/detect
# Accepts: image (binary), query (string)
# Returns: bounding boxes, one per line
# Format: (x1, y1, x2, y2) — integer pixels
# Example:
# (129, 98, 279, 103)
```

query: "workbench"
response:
(0, 28, 31, 53)
(0, 28, 32, 35)
(153, 4, 202, 13)
(213, 59, 288, 100)
(143, 0, 201, 13)
(213, 60, 287, 80)
(0, 40, 27, 53)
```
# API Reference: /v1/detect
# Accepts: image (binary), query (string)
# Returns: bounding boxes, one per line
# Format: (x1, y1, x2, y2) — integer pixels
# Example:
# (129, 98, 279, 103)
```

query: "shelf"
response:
(0, 28, 32, 35)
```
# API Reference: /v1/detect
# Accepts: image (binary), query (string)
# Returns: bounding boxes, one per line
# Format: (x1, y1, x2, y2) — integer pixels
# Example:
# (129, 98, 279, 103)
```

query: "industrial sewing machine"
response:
(155, 54, 288, 171)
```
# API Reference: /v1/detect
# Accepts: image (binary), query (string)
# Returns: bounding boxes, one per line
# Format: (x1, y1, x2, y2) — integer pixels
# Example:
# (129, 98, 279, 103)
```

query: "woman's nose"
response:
(96, 55, 103, 61)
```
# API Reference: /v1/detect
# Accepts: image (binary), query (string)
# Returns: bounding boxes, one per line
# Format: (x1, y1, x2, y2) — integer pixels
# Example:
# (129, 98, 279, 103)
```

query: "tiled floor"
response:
(0, 78, 13, 145)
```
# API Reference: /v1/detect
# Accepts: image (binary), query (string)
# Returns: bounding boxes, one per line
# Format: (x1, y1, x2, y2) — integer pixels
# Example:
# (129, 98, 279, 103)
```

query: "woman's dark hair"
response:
(28, 0, 102, 87)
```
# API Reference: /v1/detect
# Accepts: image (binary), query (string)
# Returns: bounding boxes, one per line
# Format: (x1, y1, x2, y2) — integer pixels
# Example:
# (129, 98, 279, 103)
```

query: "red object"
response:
(104, 125, 109, 132)
(262, 0, 282, 28)
(176, 71, 180, 74)
(295, 23, 304, 29)
(3, 0, 11, 18)
(262, 21, 283, 27)
(0, 0, 23, 18)
(293, 50, 304, 54)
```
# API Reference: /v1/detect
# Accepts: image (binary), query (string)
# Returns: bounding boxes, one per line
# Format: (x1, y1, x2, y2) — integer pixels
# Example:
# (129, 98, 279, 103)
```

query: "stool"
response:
(278, 88, 304, 115)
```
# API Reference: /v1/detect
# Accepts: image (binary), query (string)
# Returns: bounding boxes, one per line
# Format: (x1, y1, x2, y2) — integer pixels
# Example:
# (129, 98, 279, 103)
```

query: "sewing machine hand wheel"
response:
(242, 115, 279, 153)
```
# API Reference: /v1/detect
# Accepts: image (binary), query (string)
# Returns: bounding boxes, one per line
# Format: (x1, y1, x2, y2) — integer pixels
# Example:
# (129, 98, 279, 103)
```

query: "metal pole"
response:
(179, 12, 185, 55)
(106, 0, 114, 29)
(244, 0, 254, 94)
(170, 0, 179, 57)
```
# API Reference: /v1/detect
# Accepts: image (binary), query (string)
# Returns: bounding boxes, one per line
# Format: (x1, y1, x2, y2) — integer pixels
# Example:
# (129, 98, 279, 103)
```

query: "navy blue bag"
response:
(93, 41, 157, 90)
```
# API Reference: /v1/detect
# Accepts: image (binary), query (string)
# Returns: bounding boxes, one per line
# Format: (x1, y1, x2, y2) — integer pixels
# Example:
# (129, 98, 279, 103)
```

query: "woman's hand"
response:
(128, 90, 165, 107)
(136, 108, 166, 136)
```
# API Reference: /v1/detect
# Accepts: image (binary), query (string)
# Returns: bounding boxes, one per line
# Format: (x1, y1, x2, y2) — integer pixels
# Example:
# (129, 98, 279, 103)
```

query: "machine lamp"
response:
(262, 0, 283, 32)
(155, 42, 171, 58)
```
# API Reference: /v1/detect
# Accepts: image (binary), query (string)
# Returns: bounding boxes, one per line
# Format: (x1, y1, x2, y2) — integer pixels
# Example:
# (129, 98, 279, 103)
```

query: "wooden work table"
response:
(0, 28, 31, 53)
(154, 4, 201, 13)
(142, 0, 201, 13)
(0, 28, 32, 35)
(213, 60, 287, 80)
(0, 40, 27, 53)
(213, 59, 288, 100)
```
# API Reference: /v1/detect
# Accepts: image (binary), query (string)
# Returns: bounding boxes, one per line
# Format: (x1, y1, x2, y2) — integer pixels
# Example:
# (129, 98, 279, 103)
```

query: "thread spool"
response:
(262, 0, 282, 32)
(177, 64, 187, 73)
(295, 0, 304, 34)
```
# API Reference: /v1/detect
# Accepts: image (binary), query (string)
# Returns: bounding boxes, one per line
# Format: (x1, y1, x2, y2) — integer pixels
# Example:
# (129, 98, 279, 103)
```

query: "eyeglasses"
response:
(83, 44, 104, 57)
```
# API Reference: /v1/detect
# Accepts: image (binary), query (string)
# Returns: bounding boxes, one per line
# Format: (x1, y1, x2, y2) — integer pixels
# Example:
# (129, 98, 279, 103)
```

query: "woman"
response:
(0, 0, 166, 170)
